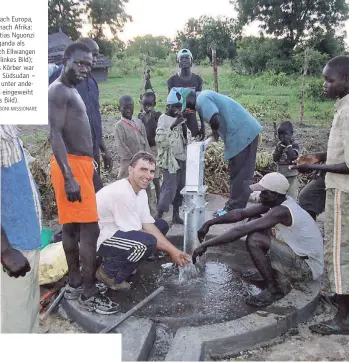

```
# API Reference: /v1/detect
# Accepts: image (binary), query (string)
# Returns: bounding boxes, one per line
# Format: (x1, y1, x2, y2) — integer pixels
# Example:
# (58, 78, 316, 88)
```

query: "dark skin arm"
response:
(209, 113, 222, 141)
(273, 142, 298, 163)
(197, 204, 270, 242)
(1, 226, 31, 277)
(48, 85, 81, 202)
(99, 138, 113, 171)
(196, 76, 203, 92)
(193, 206, 291, 263)
(292, 162, 349, 174)
(273, 142, 285, 162)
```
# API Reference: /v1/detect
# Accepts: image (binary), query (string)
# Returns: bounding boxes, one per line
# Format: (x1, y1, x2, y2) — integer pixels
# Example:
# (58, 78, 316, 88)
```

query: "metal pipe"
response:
(99, 286, 164, 333)
(40, 285, 67, 321)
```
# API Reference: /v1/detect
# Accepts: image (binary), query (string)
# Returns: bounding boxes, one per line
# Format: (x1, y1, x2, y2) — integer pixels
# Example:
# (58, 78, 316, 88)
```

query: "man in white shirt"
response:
(95, 151, 190, 290)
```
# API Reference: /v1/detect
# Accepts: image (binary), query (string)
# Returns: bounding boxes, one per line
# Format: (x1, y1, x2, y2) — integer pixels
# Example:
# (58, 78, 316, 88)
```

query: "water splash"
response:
(178, 262, 199, 283)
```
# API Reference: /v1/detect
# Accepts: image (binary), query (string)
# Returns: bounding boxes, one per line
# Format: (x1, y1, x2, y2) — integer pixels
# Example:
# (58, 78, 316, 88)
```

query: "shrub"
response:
(306, 78, 326, 101)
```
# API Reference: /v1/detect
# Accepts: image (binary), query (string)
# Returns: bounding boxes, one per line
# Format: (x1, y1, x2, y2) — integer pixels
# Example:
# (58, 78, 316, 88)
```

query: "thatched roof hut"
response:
(48, 30, 113, 82)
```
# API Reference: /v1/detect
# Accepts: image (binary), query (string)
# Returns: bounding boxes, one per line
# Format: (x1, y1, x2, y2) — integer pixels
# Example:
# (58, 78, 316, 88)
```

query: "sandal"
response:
(309, 321, 349, 335)
(245, 288, 285, 308)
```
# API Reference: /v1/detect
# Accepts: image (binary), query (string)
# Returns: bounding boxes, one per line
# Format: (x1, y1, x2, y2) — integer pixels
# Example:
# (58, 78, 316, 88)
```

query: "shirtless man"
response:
(49, 37, 113, 193)
(48, 43, 118, 314)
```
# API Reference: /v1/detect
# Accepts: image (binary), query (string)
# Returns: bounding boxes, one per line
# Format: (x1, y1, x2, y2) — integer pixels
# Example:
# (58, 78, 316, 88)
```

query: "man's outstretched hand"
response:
(197, 224, 210, 243)
(291, 163, 313, 173)
(169, 249, 190, 267)
(192, 245, 207, 264)
(1, 247, 31, 278)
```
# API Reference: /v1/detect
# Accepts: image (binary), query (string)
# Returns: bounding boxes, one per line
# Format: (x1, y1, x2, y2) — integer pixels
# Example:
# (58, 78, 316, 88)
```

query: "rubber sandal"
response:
(309, 321, 349, 335)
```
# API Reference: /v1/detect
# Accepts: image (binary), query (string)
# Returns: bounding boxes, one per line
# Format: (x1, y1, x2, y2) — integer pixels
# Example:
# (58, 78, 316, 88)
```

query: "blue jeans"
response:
(97, 218, 169, 283)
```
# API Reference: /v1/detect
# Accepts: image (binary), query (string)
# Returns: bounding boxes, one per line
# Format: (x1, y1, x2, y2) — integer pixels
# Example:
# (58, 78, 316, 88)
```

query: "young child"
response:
(155, 88, 191, 224)
(144, 69, 154, 92)
(138, 92, 162, 203)
(115, 95, 151, 179)
(273, 121, 300, 200)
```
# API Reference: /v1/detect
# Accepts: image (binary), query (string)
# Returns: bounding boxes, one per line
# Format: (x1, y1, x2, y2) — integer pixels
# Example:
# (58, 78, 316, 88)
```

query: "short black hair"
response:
(326, 56, 349, 78)
(278, 121, 293, 133)
(130, 151, 156, 167)
(142, 92, 156, 102)
(119, 95, 134, 105)
(64, 43, 91, 59)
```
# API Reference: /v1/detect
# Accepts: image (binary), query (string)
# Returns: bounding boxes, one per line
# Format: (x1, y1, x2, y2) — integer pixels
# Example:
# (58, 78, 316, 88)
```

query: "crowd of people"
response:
(1, 37, 348, 336)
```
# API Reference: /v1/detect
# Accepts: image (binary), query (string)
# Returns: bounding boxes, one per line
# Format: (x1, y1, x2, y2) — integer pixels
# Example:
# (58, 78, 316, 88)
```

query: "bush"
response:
(292, 50, 329, 76)
(306, 78, 326, 101)
(260, 71, 289, 86)
(109, 56, 143, 78)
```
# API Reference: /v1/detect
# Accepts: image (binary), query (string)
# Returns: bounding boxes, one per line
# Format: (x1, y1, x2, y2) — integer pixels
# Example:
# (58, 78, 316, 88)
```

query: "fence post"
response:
(212, 47, 218, 93)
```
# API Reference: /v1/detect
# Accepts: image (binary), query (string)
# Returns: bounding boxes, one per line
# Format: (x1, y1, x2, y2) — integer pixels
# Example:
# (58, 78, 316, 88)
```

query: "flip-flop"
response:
(245, 289, 285, 308)
(309, 322, 349, 335)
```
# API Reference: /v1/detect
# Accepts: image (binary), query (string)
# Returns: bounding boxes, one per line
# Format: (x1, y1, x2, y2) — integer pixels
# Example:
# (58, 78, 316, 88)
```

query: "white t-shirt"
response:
(271, 197, 324, 280)
(96, 179, 155, 250)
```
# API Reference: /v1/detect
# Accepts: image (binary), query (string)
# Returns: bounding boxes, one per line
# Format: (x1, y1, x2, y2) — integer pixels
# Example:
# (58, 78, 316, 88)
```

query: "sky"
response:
(82, 0, 349, 45)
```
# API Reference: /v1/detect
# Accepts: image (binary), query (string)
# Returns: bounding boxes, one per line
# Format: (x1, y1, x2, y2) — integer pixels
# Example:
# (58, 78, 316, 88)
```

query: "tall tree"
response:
(231, 0, 349, 48)
(126, 35, 172, 59)
(48, 0, 84, 39)
(174, 16, 238, 62)
(86, 0, 132, 39)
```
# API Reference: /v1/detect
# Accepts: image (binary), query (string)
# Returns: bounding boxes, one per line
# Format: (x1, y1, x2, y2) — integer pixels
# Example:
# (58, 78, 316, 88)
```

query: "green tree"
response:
(175, 16, 238, 63)
(232, 0, 349, 48)
(96, 36, 125, 57)
(125, 35, 172, 59)
(48, 0, 84, 39)
(86, 0, 132, 39)
(234, 36, 293, 74)
(307, 30, 347, 58)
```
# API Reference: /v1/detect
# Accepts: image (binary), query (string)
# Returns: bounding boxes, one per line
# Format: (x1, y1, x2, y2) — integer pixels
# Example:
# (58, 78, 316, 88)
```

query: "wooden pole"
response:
(299, 48, 310, 125)
(212, 48, 218, 93)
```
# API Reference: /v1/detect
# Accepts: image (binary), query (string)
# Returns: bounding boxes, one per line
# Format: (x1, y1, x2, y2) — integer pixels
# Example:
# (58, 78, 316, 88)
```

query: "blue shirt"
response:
(1, 133, 42, 251)
(49, 66, 103, 154)
(196, 90, 262, 160)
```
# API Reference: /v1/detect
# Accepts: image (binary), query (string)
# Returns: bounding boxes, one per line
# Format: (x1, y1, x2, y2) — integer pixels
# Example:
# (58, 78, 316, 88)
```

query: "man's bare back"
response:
(48, 80, 93, 157)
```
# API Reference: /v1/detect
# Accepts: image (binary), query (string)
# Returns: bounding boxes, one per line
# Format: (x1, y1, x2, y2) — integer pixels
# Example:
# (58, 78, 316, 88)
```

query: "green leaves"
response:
(233, 0, 349, 48)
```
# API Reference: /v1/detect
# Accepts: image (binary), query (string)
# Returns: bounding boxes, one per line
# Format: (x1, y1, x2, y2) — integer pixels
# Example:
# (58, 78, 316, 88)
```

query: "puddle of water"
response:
(108, 259, 263, 328)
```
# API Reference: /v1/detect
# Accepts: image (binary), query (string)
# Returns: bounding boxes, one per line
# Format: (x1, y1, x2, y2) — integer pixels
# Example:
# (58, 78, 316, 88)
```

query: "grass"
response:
(99, 65, 334, 127)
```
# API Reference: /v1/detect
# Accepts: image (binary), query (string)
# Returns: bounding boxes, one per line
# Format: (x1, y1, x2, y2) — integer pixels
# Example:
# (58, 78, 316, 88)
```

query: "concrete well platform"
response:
(61, 194, 321, 361)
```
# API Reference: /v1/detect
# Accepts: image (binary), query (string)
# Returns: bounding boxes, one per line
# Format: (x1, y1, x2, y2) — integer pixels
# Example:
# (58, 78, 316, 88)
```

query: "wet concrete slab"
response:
(61, 298, 156, 361)
(60, 194, 322, 360)
(165, 280, 321, 361)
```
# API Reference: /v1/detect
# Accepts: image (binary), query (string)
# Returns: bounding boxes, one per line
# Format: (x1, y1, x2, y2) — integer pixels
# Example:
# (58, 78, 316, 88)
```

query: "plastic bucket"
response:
(40, 228, 54, 250)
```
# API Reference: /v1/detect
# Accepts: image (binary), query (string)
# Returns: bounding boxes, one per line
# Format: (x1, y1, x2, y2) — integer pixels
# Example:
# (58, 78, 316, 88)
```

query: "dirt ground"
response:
(25, 118, 348, 359)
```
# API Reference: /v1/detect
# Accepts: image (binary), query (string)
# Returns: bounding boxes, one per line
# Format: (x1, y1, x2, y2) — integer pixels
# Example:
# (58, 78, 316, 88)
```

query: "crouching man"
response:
(95, 151, 190, 290)
(192, 172, 324, 308)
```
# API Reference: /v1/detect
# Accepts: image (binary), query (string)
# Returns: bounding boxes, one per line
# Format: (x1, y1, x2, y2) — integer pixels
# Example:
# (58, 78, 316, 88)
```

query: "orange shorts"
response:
(50, 154, 98, 225)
